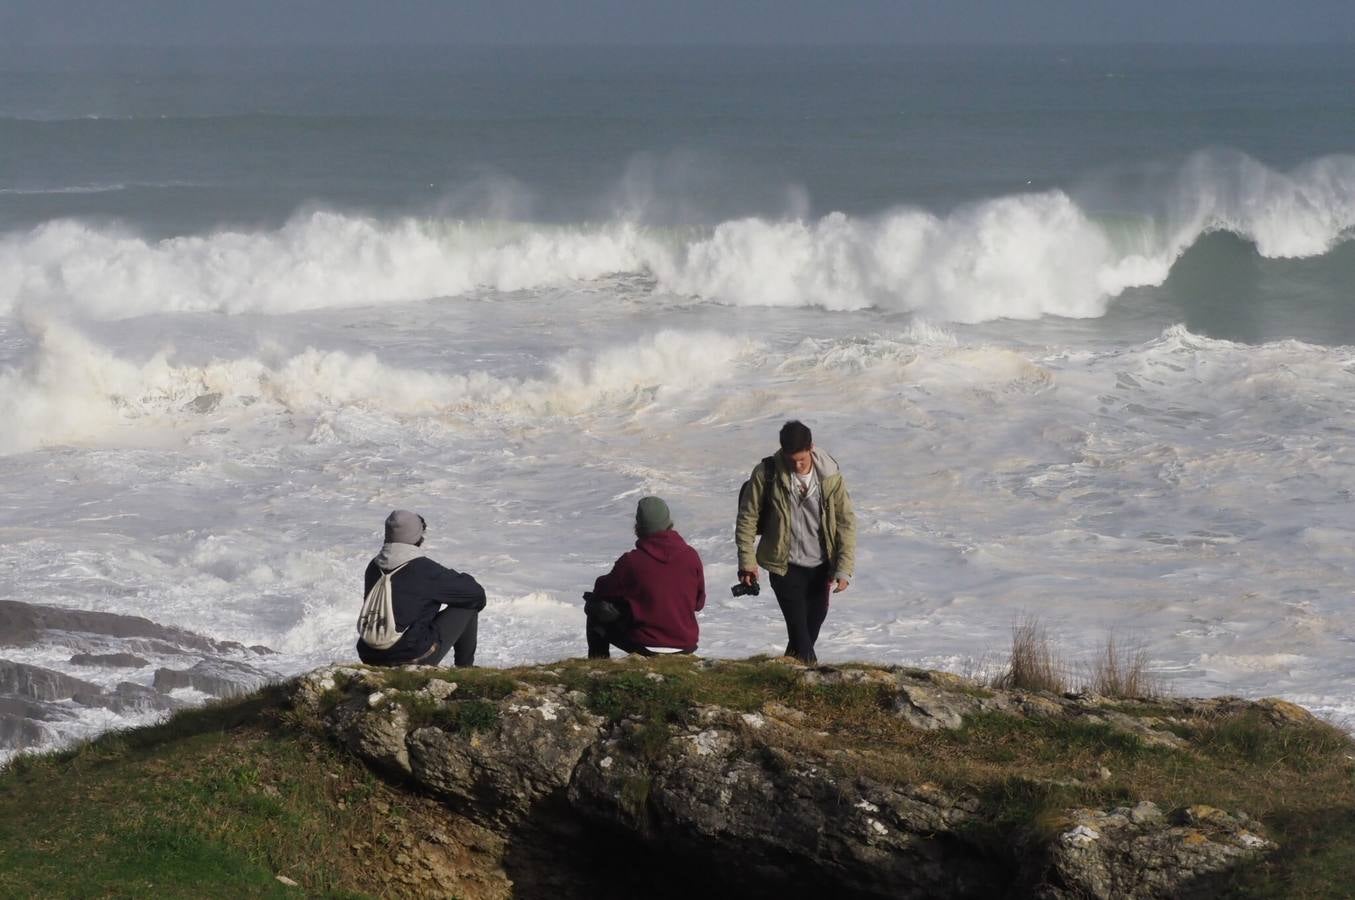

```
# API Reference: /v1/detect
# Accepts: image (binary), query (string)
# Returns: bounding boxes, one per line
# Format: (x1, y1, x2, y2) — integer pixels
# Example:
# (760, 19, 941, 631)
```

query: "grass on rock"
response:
(0, 686, 469, 899)
(2, 656, 1353, 898)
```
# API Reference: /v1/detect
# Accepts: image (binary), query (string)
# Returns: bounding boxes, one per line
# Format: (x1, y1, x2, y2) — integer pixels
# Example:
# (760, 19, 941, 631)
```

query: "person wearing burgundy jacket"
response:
(586, 496, 706, 659)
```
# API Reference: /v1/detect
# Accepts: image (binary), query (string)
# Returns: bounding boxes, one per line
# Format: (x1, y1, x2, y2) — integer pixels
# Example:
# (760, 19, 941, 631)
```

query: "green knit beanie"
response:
(635, 496, 673, 536)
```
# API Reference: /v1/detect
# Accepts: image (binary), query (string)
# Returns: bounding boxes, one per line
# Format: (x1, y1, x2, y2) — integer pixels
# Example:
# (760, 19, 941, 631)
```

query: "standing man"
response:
(735, 420, 856, 664)
(586, 496, 705, 659)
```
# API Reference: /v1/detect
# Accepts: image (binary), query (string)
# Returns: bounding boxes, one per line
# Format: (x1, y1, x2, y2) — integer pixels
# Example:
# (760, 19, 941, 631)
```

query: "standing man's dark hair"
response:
(779, 420, 813, 454)
(735, 421, 857, 664)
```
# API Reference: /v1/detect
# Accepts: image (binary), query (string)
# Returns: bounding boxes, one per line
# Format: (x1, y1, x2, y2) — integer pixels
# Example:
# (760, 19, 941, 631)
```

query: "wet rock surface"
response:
(295, 661, 1300, 899)
(69, 652, 150, 668)
(1, 599, 276, 755)
(0, 661, 104, 704)
(0, 600, 219, 652)
(152, 658, 273, 699)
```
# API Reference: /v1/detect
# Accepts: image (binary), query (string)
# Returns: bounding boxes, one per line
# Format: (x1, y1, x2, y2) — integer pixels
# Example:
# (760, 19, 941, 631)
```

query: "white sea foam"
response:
(0, 319, 749, 454)
(0, 214, 658, 318)
(2, 312, 1354, 754)
(1, 152, 1351, 324)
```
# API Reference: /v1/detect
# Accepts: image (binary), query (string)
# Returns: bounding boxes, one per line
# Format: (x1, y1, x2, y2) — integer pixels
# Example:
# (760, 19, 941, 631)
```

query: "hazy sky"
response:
(3, 0, 1353, 46)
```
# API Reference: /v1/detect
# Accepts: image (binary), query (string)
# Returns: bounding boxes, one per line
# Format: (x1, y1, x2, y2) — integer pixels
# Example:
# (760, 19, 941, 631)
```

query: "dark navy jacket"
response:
(356, 557, 486, 665)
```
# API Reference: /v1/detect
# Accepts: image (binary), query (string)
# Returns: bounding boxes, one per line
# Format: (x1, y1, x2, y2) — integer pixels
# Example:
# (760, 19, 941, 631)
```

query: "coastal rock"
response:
(0, 600, 281, 757)
(153, 658, 272, 698)
(0, 697, 68, 751)
(343, 701, 414, 775)
(69, 652, 150, 669)
(297, 661, 1289, 899)
(0, 661, 104, 703)
(568, 709, 997, 898)
(0, 713, 53, 751)
(890, 681, 974, 730)
(1038, 803, 1275, 899)
(407, 685, 605, 825)
(0, 600, 220, 653)
(109, 681, 183, 713)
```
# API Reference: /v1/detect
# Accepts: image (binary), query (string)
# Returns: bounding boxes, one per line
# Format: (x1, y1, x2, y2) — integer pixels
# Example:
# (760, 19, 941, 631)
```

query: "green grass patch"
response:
(946, 713, 1175, 765)
(1191, 711, 1351, 772)
(367, 665, 517, 701)
(0, 688, 456, 898)
(406, 696, 501, 734)
(1220, 807, 1355, 899)
(583, 671, 693, 722)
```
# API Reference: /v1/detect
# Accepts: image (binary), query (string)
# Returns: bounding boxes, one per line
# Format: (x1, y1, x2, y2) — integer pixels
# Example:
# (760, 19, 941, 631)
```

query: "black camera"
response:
(730, 581, 760, 597)
(582, 591, 622, 623)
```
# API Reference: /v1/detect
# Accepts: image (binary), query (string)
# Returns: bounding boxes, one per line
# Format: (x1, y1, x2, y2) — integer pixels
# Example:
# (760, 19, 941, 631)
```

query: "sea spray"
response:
(3, 152, 1352, 324)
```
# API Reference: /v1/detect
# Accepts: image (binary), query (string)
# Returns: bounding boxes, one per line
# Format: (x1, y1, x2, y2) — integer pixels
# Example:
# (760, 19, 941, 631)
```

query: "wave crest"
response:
(1, 151, 1351, 324)
(0, 322, 748, 455)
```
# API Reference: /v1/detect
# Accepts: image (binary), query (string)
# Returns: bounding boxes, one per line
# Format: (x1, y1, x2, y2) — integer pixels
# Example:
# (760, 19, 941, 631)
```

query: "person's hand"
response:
(832, 578, 849, 594)
(738, 570, 758, 586)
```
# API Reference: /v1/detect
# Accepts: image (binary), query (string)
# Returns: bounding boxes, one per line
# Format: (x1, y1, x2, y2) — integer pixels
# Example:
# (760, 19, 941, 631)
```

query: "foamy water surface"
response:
(2, 44, 1354, 755)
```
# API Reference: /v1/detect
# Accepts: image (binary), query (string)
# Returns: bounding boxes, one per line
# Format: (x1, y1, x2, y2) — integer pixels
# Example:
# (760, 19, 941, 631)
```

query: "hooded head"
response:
(384, 509, 426, 546)
(634, 496, 673, 537)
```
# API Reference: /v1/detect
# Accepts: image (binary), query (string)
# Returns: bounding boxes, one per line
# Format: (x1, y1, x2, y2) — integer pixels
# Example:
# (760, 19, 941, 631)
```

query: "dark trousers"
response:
(769, 563, 832, 664)
(584, 599, 695, 659)
(421, 607, 479, 668)
(585, 599, 654, 659)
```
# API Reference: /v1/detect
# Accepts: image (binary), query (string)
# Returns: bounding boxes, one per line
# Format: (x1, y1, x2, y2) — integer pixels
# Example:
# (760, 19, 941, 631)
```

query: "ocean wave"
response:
(0, 181, 206, 196)
(0, 321, 749, 455)
(1, 150, 1351, 324)
(0, 215, 658, 318)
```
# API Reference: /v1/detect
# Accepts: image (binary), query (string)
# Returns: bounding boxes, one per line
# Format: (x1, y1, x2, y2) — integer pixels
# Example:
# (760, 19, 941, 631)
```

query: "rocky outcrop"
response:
(407, 685, 605, 825)
(0, 662, 190, 750)
(69, 653, 150, 668)
(0, 600, 219, 652)
(294, 660, 1303, 899)
(152, 658, 272, 699)
(1, 599, 278, 756)
(1038, 803, 1275, 899)
(568, 705, 1000, 898)
(0, 661, 104, 703)
(0, 697, 59, 750)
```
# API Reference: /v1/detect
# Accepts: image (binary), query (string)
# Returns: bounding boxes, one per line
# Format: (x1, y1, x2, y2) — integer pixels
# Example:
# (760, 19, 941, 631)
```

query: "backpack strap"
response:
(757, 455, 778, 534)
(762, 456, 779, 497)
(379, 560, 415, 579)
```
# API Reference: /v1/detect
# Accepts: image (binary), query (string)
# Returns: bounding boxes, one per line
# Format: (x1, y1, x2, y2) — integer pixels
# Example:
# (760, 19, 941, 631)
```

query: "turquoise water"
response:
(3, 44, 1353, 340)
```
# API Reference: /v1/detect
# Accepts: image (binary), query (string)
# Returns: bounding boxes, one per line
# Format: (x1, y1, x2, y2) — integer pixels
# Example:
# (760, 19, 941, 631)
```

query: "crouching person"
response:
(357, 509, 485, 668)
(586, 497, 705, 659)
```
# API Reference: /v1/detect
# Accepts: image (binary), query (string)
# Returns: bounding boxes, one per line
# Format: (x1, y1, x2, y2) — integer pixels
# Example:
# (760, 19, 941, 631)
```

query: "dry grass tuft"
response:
(993, 617, 1067, 694)
(1087, 636, 1161, 700)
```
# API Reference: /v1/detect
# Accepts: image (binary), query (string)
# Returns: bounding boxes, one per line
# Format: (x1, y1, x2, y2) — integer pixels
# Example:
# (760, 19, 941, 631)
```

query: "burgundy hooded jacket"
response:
(592, 529, 705, 650)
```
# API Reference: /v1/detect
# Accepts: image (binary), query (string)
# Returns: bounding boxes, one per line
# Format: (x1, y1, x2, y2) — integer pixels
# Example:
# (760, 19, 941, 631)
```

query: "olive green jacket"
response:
(735, 449, 857, 581)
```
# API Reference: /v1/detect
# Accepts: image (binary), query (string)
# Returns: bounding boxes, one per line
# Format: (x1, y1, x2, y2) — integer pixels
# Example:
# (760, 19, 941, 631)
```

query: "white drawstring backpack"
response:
(356, 562, 414, 649)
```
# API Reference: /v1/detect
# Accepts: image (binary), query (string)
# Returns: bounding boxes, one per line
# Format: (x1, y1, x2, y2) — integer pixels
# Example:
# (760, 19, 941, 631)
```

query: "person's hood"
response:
(635, 529, 687, 564)
(812, 448, 841, 479)
(373, 542, 425, 571)
(775, 448, 840, 479)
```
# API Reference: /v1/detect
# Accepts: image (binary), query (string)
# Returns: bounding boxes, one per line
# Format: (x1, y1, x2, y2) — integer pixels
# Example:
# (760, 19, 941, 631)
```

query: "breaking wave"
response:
(0, 321, 749, 455)
(1, 150, 1351, 324)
